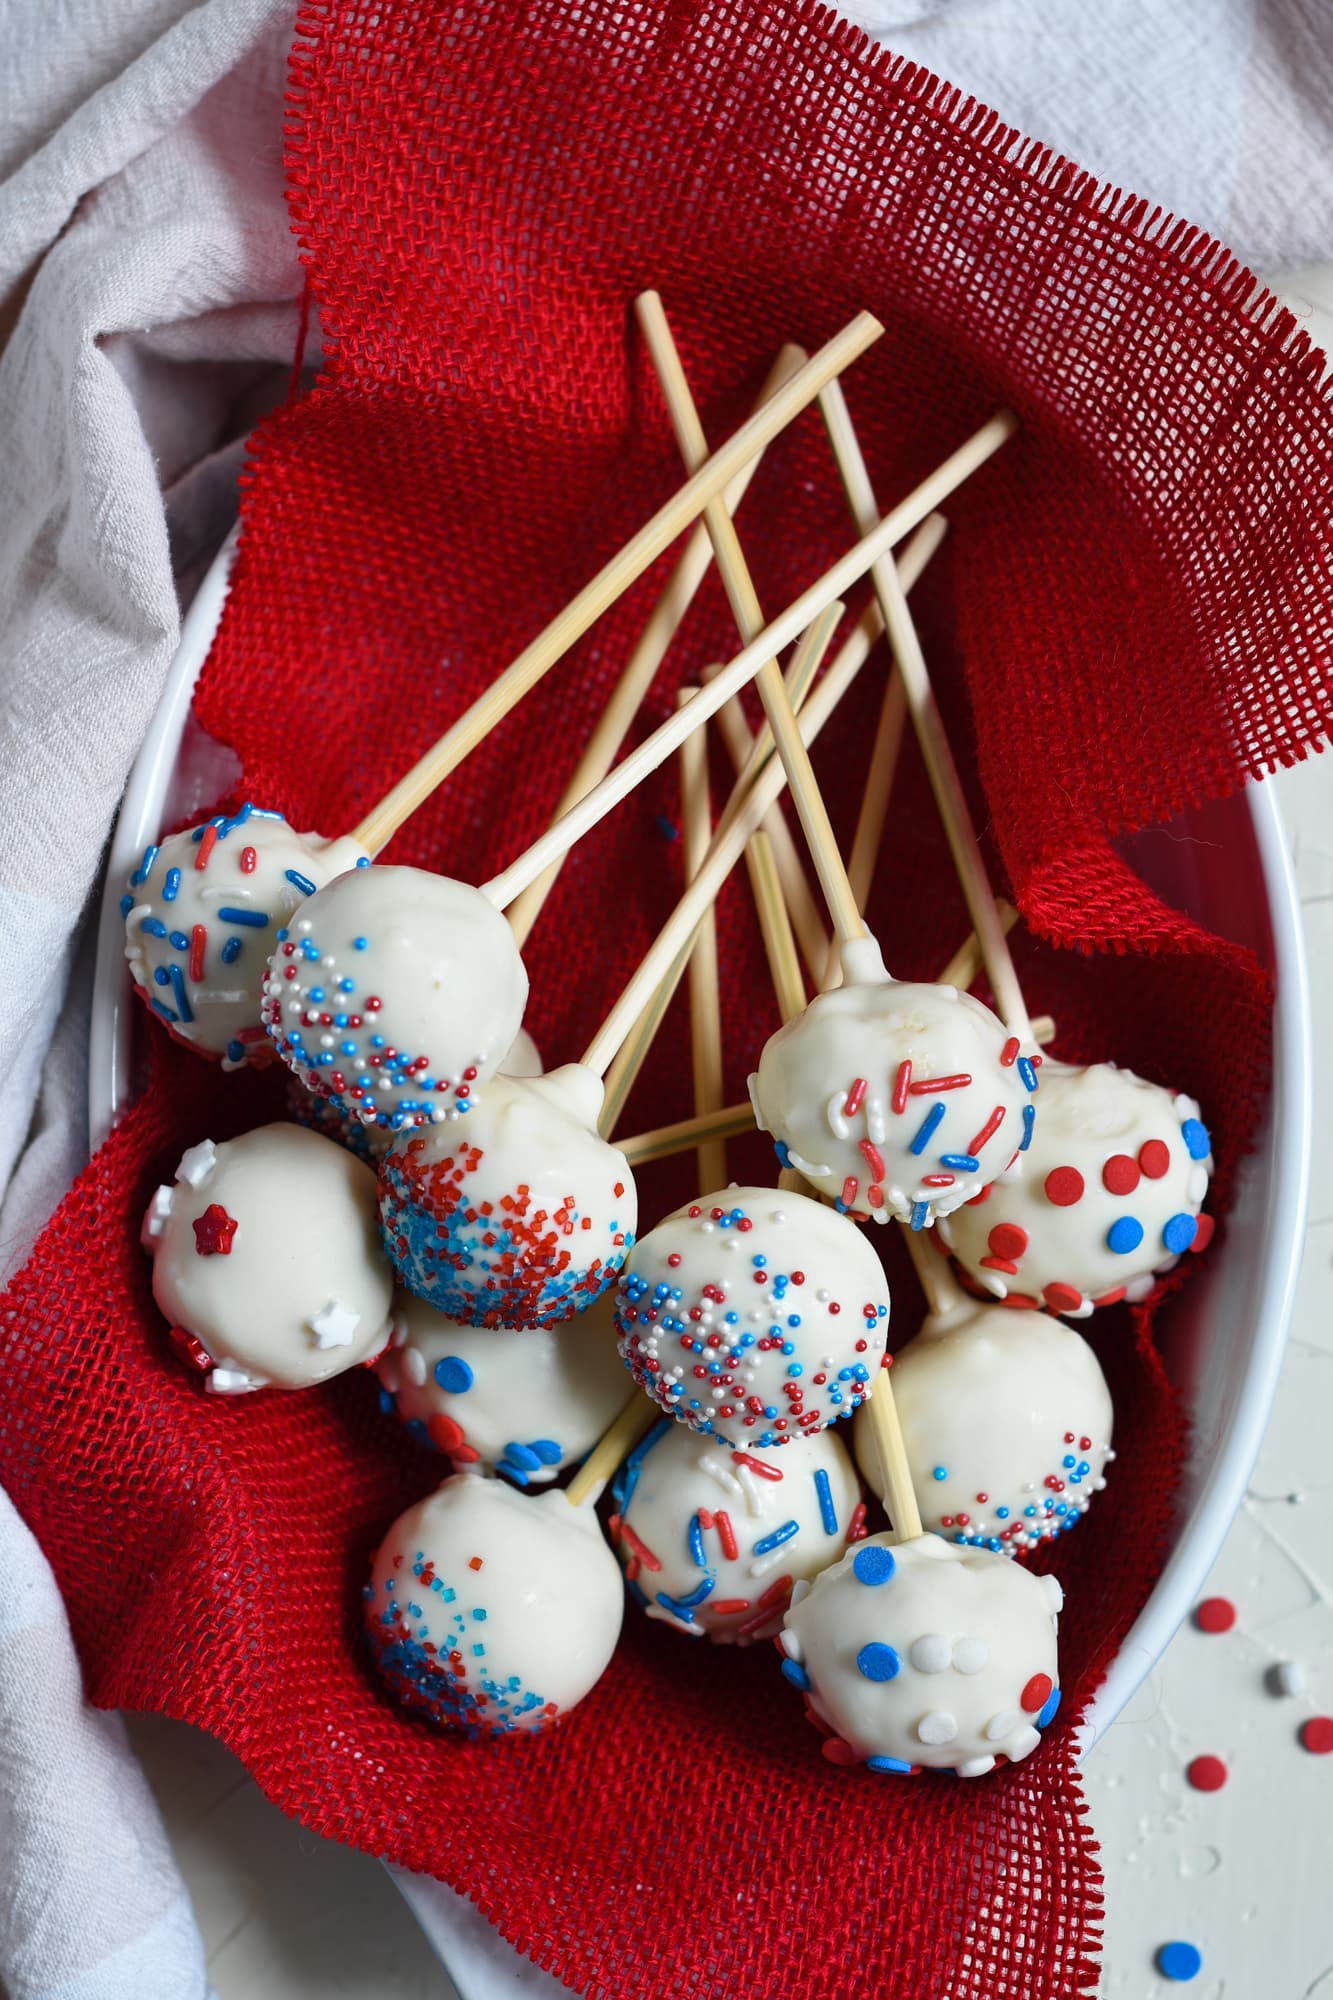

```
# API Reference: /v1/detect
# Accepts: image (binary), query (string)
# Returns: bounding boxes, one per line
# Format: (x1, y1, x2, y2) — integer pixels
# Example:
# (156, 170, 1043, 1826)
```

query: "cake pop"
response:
(376, 1289, 627, 1482)
(262, 864, 528, 1133)
(615, 1185, 890, 1450)
(378, 1065, 636, 1326)
(284, 1024, 544, 1165)
(780, 1530, 1063, 1775)
(122, 806, 367, 1067)
(612, 1417, 863, 1640)
(853, 1298, 1113, 1554)
(364, 1475, 623, 1735)
(142, 1122, 394, 1392)
(937, 1060, 1213, 1317)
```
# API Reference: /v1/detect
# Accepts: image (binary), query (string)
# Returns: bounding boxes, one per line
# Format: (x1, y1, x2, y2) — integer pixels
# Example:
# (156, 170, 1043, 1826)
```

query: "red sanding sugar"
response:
(3, 3, 1332, 1997)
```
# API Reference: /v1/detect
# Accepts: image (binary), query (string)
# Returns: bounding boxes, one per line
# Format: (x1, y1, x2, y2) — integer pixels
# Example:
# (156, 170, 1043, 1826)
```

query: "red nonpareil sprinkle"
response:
(188, 925, 207, 982)
(1194, 1596, 1236, 1634)
(194, 825, 218, 871)
(892, 1062, 911, 1114)
(843, 1077, 868, 1118)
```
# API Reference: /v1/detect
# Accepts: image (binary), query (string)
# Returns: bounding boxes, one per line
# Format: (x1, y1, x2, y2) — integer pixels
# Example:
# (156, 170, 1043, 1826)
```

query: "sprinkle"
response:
(188, 925, 206, 982)
(844, 1501, 868, 1544)
(1156, 1942, 1202, 1982)
(813, 1466, 837, 1535)
(840, 1176, 860, 1210)
(891, 1061, 911, 1114)
(655, 814, 678, 841)
(504, 1442, 542, 1471)
(909, 1072, 972, 1094)
(921, 1175, 956, 1188)
(216, 907, 270, 927)
(162, 867, 181, 902)
(732, 1452, 783, 1481)
(1193, 1596, 1236, 1634)
(752, 1519, 800, 1556)
(1181, 1118, 1211, 1161)
(1043, 1282, 1084, 1313)
(1020, 1673, 1053, 1712)
(168, 965, 193, 1023)
(1044, 1166, 1084, 1207)
(843, 1077, 868, 1117)
(781, 1658, 811, 1691)
(240, 846, 258, 874)
(1139, 1138, 1171, 1178)
(856, 1642, 900, 1682)
(859, 1138, 886, 1182)
(138, 916, 168, 938)
(866, 1755, 913, 1774)
(1162, 1212, 1198, 1254)
(1267, 1660, 1305, 1698)
(191, 1203, 237, 1256)
(1020, 1104, 1036, 1149)
(1186, 1754, 1227, 1791)
(119, 894, 134, 918)
(221, 938, 242, 964)
(909, 1102, 947, 1156)
(617, 1520, 661, 1573)
(131, 843, 159, 887)
(1102, 1153, 1140, 1196)
(710, 1599, 750, 1615)
(987, 1223, 1028, 1261)
(909, 1201, 928, 1231)
(967, 1105, 1006, 1155)
(688, 1513, 707, 1569)
(1017, 1056, 1038, 1092)
(433, 1356, 475, 1394)
(1300, 1716, 1333, 1754)
(715, 1511, 739, 1560)
(852, 1545, 895, 1586)
(285, 868, 317, 895)
(194, 825, 218, 870)
(999, 1036, 1020, 1066)
(939, 1152, 979, 1173)
(1106, 1215, 1145, 1255)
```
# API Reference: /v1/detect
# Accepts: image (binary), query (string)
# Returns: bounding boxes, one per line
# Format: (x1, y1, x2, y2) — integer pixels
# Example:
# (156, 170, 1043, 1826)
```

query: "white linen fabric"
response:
(0, 1, 1329, 1994)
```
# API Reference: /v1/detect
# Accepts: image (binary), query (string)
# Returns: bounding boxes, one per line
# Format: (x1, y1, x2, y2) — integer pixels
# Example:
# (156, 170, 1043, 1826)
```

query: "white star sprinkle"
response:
(309, 1299, 361, 1349)
(175, 1139, 217, 1188)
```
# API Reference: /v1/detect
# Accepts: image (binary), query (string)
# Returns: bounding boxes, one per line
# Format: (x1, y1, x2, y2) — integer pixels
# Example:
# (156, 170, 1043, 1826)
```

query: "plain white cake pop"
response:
(502, 1027, 543, 1078)
(142, 1122, 394, 1392)
(612, 1418, 863, 1641)
(376, 1289, 627, 1482)
(262, 864, 528, 1133)
(780, 1530, 1063, 1776)
(937, 1060, 1214, 1317)
(378, 1064, 636, 1326)
(364, 1475, 623, 1736)
(750, 938, 1036, 1229)
(123, 806, 366, 1067)
(853, 1299, 1113, 1554)
(615, 1184, 889, 1450)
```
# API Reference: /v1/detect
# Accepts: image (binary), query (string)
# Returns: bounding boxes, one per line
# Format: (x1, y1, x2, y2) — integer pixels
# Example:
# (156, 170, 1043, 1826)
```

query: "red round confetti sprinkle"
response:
(1020, 1673, 1053, 1713)
(1138, 1138, 1170, 1179)
(1044, 1166, 1084, 1207)
(1043, 1282, 1084, 1314)
(427, 1414, 466, 1453)
(1186, 1754, 1228, 1792)
(987, 1222, 1028, 1261)
(1192, 1213, 1216, 1253)
(1194, 1596, 1236, 1634)
(1102, 1153, 1140, 1196)
(821, 1736, 857, 1765)
(1300, 1717, 1333, 1755)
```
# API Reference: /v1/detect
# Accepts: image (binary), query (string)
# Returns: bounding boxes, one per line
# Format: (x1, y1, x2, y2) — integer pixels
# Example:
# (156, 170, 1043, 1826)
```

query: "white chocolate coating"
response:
(853, 1301, 1113, 1553)
(750, 939, 1035, 1228)
(376, 1289, 627, 1481)
(123, 807, 366, 1066)
(781, 1530, 1063, 1776)
(262, 864, 528, 1132)
(143, 1122, 394, 1392)
(364, 1475, 623, 1735)
(937, 1060, 1214, 1317)
(378, 1064, 636, 1326)
(501, 1027, 543, 1078)
(615, 1185, 889, 1449)
(286, 1024, 544, 1166)
(613, 1419, 863, 1641)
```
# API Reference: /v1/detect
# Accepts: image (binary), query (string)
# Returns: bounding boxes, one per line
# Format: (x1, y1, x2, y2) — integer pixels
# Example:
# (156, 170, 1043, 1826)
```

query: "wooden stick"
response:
(710, 689, 828, 979)
(637, 291, 865, 946)
(504, 345, 806, 947)
(479, 398, 1004, 911)
(821, 668, 908, 988)
(677, 692, 727, 1187)
(938, 899, 1018, 991)
(595, 516, 944, 1134)
(899, 1210, 966, 1318)
(565, 1394, 660, 1509)
(861, 1366, 924, 1544)
(817, 378, 1032, 1037)
(747, 828, 806, 1025)
(349, 313, 883, 855)
(620, 1100, 757, 1167)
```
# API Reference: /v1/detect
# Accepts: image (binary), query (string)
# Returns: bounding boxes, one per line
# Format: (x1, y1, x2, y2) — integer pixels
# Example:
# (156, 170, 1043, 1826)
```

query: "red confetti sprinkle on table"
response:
(1300, 1717, 1333, 1755)
(1193, 1597, 1236, 1634)
(1185, 1754, 1228, 1792)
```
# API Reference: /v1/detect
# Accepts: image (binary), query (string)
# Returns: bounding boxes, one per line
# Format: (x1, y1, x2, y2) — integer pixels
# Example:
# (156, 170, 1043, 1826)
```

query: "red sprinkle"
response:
(1043, 1282, 1085, 1315)
(732, 1452, 783, 1482)
(1102, 1153, 1140, 1196)
(843, 1077, 868, 1118)
(967, 1105, 1006, 1156)
(987, 1223, 1028, 1261)
(188, 924, 206, 983)
(1194, 1596, 1236, 1634)
(617, 1521, 662, 1573)
(909, 1072, 972, 1093)
(999, 1036, 1020, 1067)
(1044, 1166, 1085, 1207)
(240, 845, 258, 874)
(1192, 1213, 1216, 1254)
(715, 1511, 739, 1560)
(841, 1177, 860, 1210)
(194, 825, 218, 871)
(1139, 1138, 1171, 1179)
(859, 1138, 886, 1182)
(710, 1599, 750, 1615)
(845, 1500, 868, 1543)
(1300, 1717, 1333, 1755)
(891, 1061, 911, 1115)
(1020, 1673, 1053, 1713)
(1186, 1754, 1228, 1792)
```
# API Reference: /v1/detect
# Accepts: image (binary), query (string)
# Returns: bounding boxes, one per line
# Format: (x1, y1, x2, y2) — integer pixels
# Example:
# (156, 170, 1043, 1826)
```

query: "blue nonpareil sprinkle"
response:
(285, 868, 317, 895)
(909, 1102, 947, 1156)
(752, 1519, 800, 1557)
(168, 964, 194, 1023)
(162, 867, 181, 902)
(1020, 1103, 1036, 1150)
(217, 907, 269, 928)
(813, 1466, 837, 1535)
(220, 937, 242, 964)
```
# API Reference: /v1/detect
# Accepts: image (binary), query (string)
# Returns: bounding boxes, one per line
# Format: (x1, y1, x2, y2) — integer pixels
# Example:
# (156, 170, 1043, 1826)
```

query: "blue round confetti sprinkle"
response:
(1156, 1941, 1202, 1982)
(852, 1545, 895, 1586)
(1037, 1687, 1062, 1728)
(1106, 1215, 1145, 1255)
(1181, 1118, 1211, 1161)
(433, 1356, 475, 1394)
(1162, 1211, 1198, 1255)
(866, 1754, 913, 1774)
(856, 1642, 900, 1682)
(780, 1658, 811, 1692)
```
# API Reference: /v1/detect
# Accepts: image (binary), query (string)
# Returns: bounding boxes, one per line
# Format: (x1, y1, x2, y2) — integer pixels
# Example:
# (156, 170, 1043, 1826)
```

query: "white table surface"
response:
(122, 272, 1333, 2000)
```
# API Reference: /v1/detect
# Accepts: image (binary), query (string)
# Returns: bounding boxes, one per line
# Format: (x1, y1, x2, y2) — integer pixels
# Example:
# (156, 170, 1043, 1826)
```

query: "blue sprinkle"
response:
(154, 968, 170, 987)
(285, 868, 317, 895)
(532, 1440, 563, 1464)
(1017, 1056, 1038, 1092)
(813, 1467, 837, 1535)
(781, 1658, 811, 1692)
(355, 855, 370, 867)
(909, 1102, 947, 1156)
(1162, 1212, 1198, 1255)
(131, 843, 159, 887)
(168, 930, 190, 951)
(752, 1519, 800, 1556)
(168, 964, 194, 1023)
(1020, 1103, 1036, 1150)
(226, 1040, 244, 1063)
(1037, 1687, 1062, 1728)
(932, 1466, 948, 1482)
(688, 1513, 707, 1568)
(221, 937, 242, 964)
(150, 999, 179, 1023)
(504, 1442, 542, 1471)
(852, 1545, 895, 1586)
(939, 1153, 980, 1172)
(655, 814, 678, 841)
(867, 1754, 914, 1774)
(433, 1356, 475, 1393)
(773, 1139, 792, 1168)
(1181, 1118, 1211, 1161)
(656, 1576, 715, 1616)
(378, 1389, 395, 1416)
(1156, 1941, 1202, 1982)
(353, 936, 368, 950)
(856, 1642, 901, 1682)
(909, 1201, 929, 1232)
(138, 916, 168, 938)
(1107, 1215, 1145, 1255)
(119, 893, 134, 918)
(162, 867, 181, 902)
(216, 907, 270, 927)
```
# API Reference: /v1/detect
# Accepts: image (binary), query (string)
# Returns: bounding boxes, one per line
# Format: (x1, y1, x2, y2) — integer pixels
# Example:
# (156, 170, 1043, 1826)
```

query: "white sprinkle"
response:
(909, 1634, 952, 1675)
(1268, 1660, 1305, 1698)
(985, 1708, 1023, 1741)
(917, 1710, 958, 1745)
(309, 1299, 361, 1349)
(402, 1346, 427, 1387)
(952, 1636, 990, 1675)
(175, 1139, 218, 1187)
(955, 1755, 996, 1778)
(140, 1185, 174, 1247)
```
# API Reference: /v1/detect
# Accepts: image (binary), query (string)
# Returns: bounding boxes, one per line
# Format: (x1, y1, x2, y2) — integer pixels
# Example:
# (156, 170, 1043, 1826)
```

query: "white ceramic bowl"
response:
(91, 530, 1311, 1998)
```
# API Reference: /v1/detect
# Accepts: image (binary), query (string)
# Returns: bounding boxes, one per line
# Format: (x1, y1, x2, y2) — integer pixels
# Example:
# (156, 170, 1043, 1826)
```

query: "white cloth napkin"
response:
(0, 1, 1330, 1994)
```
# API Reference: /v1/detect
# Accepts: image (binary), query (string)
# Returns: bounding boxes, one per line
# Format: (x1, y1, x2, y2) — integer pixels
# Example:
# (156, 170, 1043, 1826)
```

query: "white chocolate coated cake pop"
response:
(937, 1060, 1214, 1317)
(781, 1531, 1063, 1776)
(853, 1300, 1113, 1554)
(611, 1418, 863, 1641)
(378, 1065, 636, 1327)
(142, 1122, 394, 1392)
(285, 1023, 544, 1165)
(364, 1475, 623, 1736)
(123, 805, 366, 1067)
(376, 1289, 627, 1482)
(501, 1027, 543, 1078)
(750, 938, 1036, 1229)
(615, 1185, 889, 1450)
(262, 864, 527, 1133)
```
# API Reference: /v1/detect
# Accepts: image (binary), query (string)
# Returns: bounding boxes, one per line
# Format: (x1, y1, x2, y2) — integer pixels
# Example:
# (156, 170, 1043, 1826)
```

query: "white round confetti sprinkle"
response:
(402, 1346, 427, 1387)
(952, 1636, 990, 1675)
(917, 1710, 958, 1745)
(955, 1755, 996, 1778)
(985, 1708, 1023, 1742)
(1188, 1165, 1210, 1202)
(1041, 1575, 1065, 1614)
(1268, 1659, 1305, 1698)
(908, 1634, 952, 1675)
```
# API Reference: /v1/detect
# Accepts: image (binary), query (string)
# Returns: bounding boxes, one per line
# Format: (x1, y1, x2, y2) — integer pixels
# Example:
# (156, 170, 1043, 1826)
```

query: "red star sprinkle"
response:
(192, 1204, 238, 1256)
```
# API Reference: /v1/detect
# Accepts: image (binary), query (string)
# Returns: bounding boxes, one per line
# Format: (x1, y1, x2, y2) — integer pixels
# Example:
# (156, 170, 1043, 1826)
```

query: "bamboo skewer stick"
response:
(899, 1212, 967, 1319)
(817, 378, 1032, 1039)
(821, 669, 908, 989)
(503, 344, 806, 947)
(349, 313, 883, 855)
(477, 401, 1007, 913)
(747, 828, 806, 1027)
(862, 1360, 924, 1545)
(709, 688, 828, 980)
(564, 1394, 659, 1509)
(677, 692, 727, 1187)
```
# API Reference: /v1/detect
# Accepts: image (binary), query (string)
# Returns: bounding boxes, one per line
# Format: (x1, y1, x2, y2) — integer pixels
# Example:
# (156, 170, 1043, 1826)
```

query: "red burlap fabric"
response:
(4, 3, 1332, 1994)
